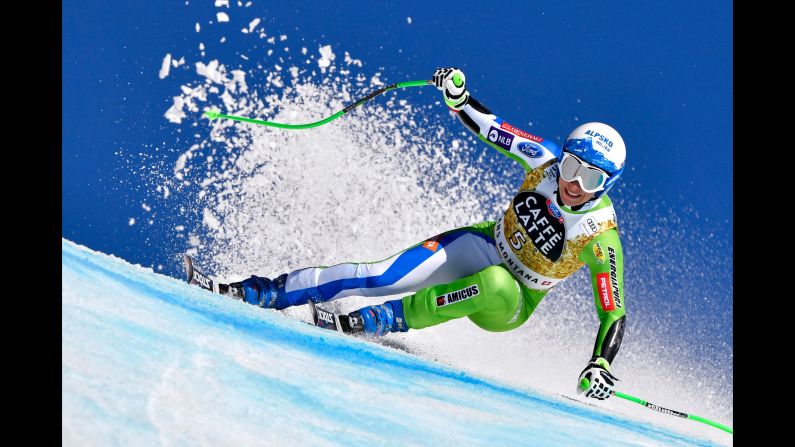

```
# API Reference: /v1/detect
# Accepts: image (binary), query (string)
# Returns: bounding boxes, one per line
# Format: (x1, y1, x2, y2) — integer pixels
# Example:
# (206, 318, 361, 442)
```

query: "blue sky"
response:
(63, 1, 732, 359)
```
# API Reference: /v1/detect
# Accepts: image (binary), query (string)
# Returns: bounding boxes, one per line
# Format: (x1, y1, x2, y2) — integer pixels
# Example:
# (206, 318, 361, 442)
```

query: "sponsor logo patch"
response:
(512, 192, 566, 261)
(517, 141, 544, 158)
(543, 164, 559, 181)
(317, 308, 334, 324)
(546, 199, 564, 224)
(500, 122, 544, 142)
(192, 270, 212, 290)
(608, 247, 622, 309)
(422, 239, 440, 252)
(592, 242, 606, 264)
(488, 126, 514, 151)
(315, 307, 337, 330)
(596, 273, 614, 311)
(584, 129, 614, 151)
(436, 284, 480, 307)
(580, 217, 599, 237)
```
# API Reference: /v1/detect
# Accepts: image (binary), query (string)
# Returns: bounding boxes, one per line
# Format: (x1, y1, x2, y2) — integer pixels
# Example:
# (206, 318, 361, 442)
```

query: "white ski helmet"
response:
(559, 122, 626, 199)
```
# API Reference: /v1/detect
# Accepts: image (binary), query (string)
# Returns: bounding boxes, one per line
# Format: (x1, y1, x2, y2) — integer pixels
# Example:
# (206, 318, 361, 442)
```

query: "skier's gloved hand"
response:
(432, 67, 469, 111)
(577, 357, 618, 400)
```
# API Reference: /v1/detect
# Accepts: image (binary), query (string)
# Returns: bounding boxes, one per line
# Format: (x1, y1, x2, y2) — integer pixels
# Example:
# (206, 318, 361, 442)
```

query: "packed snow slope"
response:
(62, 239, 726, 446)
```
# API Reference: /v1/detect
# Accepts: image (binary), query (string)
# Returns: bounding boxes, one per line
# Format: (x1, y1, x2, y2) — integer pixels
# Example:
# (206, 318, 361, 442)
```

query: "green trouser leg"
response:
(402, 265, 546, 333)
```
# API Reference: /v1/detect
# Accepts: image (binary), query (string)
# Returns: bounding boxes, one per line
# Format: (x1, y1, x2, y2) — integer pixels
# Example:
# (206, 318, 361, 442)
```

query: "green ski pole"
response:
(579, 378, 733, 434)
(203, 79, 432, 129)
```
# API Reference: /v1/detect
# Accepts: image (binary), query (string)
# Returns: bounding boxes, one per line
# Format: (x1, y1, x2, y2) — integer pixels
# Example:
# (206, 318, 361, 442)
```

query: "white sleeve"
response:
(457, 97, 561, 172)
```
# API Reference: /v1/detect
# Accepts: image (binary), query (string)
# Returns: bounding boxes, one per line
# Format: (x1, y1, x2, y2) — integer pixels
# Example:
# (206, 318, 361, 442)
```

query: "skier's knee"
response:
(467, 265, 526, 332)
(451, 265, 519, 313)
(402, 265, 524, 330)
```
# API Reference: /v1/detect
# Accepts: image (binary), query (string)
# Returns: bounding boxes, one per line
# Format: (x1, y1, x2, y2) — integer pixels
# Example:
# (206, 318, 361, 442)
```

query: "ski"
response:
(183, 255, 245, 300)
(308, 299, 362, 334)
(183, 255, 363, 335)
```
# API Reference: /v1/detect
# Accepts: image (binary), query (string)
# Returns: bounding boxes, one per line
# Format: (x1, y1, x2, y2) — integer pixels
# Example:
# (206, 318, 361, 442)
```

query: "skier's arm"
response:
(579, 229, 626, 366)
(432, 67, 559, 172)
(455, 97, 561, 173)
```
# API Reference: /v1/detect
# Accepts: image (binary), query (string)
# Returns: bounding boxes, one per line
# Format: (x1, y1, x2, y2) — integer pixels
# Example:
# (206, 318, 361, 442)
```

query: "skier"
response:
(227, 68, 627, 401)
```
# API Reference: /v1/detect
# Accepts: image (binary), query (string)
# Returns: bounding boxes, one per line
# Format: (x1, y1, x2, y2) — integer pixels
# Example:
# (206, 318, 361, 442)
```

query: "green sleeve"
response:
(579, 228, 626, 366)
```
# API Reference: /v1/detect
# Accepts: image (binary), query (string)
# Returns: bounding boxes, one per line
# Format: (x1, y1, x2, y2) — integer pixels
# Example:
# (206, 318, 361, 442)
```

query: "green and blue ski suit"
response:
(274, 96, 626, 364)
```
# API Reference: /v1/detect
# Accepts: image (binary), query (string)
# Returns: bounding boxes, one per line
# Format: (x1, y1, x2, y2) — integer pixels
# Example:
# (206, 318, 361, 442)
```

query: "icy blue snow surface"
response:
(62, 239, 717, 446)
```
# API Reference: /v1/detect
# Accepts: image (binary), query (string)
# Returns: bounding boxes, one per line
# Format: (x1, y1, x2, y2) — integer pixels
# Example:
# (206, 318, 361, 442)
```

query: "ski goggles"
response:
(558, 152, 609, 193)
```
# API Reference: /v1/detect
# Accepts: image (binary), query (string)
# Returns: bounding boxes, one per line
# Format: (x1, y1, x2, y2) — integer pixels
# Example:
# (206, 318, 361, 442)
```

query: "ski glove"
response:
(432, 67, 469, 111)
(577, 357, 618, 400)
